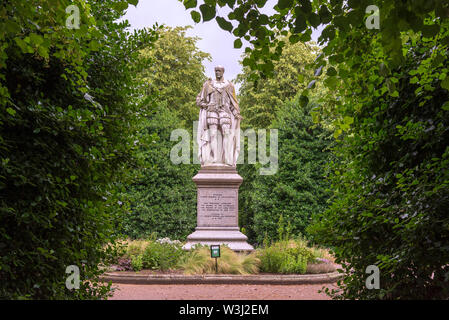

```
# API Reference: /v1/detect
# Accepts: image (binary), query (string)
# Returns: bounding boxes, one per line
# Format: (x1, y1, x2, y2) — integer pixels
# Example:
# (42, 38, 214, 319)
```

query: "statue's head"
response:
(215, 65, 225, 79)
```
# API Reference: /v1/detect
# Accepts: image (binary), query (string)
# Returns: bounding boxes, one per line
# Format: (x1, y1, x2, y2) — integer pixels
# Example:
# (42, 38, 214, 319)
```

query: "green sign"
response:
(210, 245, 220, 258)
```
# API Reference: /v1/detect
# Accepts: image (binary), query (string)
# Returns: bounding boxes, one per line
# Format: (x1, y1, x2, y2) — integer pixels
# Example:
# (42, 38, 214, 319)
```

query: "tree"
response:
(236, 39, 322, 128)
(308, 35, 449, 300)
(139, 26, 212, 124)
(0, 0, 158, 299)
(244, 96, 332, 245)
(121, 102, 199, 240)
(180, 0, 448, 78)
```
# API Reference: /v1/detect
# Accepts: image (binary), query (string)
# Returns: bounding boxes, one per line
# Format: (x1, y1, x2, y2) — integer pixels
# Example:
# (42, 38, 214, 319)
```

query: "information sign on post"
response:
(210, 245, 220, 273)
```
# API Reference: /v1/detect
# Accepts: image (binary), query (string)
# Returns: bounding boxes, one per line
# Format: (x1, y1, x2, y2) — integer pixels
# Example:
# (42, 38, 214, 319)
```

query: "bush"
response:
(121, 238, 185, 271)
(121, 103, 198, 240)
(246, 99, 332, 245)
(131, 255, 144, 272)
(257, 245, 286, 273)
(258, 239, 318, 274)
(142, 241, 184, 271)
(0, 0, 158, 299)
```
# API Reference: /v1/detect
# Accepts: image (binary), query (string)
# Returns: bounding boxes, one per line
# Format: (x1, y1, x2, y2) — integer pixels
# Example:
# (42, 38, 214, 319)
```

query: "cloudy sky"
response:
(123, 0, 321, 88)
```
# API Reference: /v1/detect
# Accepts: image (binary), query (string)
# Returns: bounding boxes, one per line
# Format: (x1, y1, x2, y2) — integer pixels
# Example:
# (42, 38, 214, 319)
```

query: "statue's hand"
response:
(235, 113, 243, 120)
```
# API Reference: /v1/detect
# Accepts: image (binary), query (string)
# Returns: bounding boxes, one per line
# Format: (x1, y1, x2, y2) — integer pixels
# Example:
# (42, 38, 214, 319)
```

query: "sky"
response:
(123, 0, 322, 89)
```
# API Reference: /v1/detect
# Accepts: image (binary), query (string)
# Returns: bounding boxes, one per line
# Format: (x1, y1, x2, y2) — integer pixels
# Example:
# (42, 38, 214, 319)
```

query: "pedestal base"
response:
(184, 165, 254, 252)
(183, 227, 254, 252)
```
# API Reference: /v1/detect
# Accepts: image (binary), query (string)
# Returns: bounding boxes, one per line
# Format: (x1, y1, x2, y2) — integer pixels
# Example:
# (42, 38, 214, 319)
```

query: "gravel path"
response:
(109, 283, 337, 300)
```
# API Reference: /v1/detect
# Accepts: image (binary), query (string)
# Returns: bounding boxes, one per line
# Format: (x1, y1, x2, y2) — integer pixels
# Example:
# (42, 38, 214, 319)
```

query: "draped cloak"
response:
(196, 78, 241, 166)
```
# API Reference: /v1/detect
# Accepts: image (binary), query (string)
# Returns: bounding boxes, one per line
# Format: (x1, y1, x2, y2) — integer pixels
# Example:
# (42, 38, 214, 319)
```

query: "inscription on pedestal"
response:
(197, 188, 238, 227)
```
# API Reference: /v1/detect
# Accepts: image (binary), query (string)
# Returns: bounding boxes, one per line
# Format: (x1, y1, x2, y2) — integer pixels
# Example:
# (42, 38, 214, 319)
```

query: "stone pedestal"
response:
(183, 165, 254, 251)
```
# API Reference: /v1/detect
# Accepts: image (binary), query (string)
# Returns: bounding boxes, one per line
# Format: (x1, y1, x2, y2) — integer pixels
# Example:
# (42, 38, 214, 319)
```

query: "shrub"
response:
(258, 239, 319, 274)
(125, 239, 151, 258)
(246, 98, 332, 245)
(280, 253, 307, 274)
(142, 241, 184, 271)
(0, 0, 158, 299)
(131, 255, 144, 272)
(119, 238, 186, 271)
(258, 245, 286, 273)
(121, 104, 198, 241)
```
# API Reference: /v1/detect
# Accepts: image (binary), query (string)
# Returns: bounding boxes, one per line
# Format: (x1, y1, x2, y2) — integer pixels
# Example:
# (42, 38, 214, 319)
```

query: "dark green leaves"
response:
(289, 34, 300, 44)
(308, 13, 321, 28)
(324, 75, 338, 89)
(234, 38, 243, 48)
(183, 0, 197, 9)
(224, 0, 236, 8)
(1, 0, 162, 300)
(277, 0, 294, 10)
(255, 0, 269, 8)
(299, 94, 309, 107)
(318, 5, 331, 24)
(190, 10, 201, 23)
(199, 4, 216, 22)
(293, 14, 307, 33)
(319, 25, 336, 42)
(326, 67, 337, 76)
(216, 16, 233, 31)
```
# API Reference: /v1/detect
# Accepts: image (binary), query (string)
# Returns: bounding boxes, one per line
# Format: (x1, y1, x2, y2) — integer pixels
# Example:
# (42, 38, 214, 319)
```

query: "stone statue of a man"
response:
(196, 66, 242, 166)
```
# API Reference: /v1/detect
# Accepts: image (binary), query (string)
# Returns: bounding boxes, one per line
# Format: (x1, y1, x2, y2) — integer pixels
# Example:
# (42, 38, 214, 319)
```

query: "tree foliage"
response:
(309, 33, 449, 300)
(0, 0, 158, 299)
(236, 39, 322, 128)
(139, 26, 211, 124)
(180, 0, 449, 76)
(244, 97, 332, 245)
(121, 102, 199, 240)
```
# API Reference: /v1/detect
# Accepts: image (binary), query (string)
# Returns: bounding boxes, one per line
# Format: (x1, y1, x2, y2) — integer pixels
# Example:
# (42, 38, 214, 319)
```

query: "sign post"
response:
(210, 245, 220, 273)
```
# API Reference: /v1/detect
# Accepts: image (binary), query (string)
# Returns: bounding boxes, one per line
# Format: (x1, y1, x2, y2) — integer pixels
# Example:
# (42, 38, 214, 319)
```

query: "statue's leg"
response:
(220, 115, 232, 165)
(207, 112, 219, 164)
(209, 124, 219, 163)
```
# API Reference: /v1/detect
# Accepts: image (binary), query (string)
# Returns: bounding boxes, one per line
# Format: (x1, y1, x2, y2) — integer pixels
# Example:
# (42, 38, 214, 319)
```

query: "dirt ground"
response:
(109, 283, 338, 300)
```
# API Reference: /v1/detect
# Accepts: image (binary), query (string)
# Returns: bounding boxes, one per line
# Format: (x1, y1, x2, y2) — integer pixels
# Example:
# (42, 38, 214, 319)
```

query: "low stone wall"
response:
(101, 271, 342, 285)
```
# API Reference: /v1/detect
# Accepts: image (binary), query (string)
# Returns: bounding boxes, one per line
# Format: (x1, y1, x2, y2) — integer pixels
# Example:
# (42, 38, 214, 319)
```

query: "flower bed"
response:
(109, 237, 336, 275)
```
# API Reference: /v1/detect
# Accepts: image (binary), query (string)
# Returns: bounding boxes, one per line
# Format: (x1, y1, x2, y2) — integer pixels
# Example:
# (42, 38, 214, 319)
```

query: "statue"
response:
(196, 65, 242, 166)
(185, 66, 253, 252)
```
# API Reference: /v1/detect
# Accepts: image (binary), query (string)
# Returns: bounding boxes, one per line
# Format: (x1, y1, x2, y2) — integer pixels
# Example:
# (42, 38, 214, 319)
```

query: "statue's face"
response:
(215, 68, 224, 79)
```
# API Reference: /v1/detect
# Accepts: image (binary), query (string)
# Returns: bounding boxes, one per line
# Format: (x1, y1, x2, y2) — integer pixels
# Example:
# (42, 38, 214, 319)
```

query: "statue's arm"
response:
(196, 80, 211, 109)
(228, 82, 242, 119)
